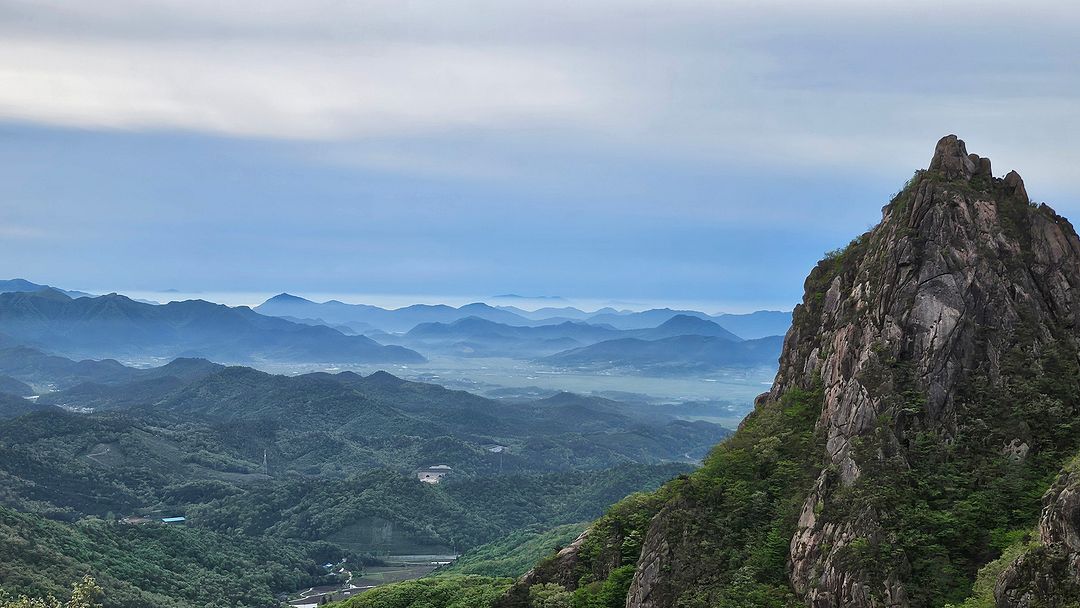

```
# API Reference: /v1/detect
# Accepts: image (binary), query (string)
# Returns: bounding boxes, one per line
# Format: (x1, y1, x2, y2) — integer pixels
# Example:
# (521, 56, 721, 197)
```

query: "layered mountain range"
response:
(255, 292, 791, 339)
(0, 289, 423, 364)
(0, 283, 788, 375)
(491, 137, 1080, 607)
(392, 314, 781, 370)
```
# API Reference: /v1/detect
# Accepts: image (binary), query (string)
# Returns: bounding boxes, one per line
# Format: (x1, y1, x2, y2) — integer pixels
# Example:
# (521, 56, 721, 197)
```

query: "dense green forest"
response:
(189, 465, 688, 552)
(0, 348, 713, 607)
(0, 506, 345, 608)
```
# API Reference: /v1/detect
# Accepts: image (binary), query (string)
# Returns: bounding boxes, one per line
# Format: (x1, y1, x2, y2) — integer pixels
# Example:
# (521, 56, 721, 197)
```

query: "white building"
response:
(417, 464, 452, 484)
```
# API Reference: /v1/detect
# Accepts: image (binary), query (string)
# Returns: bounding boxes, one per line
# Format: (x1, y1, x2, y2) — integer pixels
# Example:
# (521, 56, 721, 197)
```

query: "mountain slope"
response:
(0, 504, 342, 608)
(147, 366, 730, 465)
(498, 136, 1080, 608)
(0, 393, 59, 418)
(0, 290, 423, 363)
(0, 374, 33, 396)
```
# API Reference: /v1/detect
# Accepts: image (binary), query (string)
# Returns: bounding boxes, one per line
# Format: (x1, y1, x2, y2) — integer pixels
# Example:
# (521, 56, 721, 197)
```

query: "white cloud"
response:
(0, 0, 1078, 188)
(0, 37, 602, 139)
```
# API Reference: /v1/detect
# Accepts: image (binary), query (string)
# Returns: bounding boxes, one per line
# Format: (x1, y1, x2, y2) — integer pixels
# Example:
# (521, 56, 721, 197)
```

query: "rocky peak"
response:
(495, 135, 1080, 608)
(776, 136, 1080, 606)
(676, 134, 1077, 606)
(1004, 169, 1029, 202)
(927, 133, 999, 183)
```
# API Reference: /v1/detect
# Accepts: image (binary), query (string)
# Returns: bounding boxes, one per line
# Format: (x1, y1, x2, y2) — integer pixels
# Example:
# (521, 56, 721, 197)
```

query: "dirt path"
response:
(85, 446, 110, 465)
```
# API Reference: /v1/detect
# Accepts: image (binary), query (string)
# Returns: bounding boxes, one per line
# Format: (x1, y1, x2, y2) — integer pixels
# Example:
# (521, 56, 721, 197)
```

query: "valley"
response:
(257, 355, 774, 429)
(0, 326, 733, 606)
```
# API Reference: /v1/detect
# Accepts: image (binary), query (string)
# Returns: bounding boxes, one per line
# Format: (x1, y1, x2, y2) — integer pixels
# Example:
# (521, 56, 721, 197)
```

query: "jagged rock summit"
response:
(929, 133, 984, 180)
(928, 134, 1030, 203)
(777, 136, 1080, 606)
(497, 136, 1080, 608)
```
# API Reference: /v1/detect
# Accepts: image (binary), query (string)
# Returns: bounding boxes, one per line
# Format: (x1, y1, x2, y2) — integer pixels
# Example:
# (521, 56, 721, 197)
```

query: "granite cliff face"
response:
(777, 136, 1080, 606)
(498, 136, 1080, 608)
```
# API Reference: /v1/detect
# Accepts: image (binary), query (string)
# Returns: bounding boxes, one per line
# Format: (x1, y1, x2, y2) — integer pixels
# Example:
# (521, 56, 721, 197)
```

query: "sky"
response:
(0, 0, 1078, 313)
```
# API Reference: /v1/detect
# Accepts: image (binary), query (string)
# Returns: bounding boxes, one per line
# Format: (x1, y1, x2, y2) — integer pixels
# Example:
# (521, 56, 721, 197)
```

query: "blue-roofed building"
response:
(161, 517, 186, 524)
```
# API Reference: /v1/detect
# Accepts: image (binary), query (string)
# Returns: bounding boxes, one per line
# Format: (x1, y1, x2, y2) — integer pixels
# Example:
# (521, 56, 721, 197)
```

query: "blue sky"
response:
(0, 1, 1077, 312)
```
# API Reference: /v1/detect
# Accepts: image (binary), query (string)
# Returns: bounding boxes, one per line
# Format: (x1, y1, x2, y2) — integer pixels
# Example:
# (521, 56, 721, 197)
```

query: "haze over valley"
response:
(0, 277, 786, 603)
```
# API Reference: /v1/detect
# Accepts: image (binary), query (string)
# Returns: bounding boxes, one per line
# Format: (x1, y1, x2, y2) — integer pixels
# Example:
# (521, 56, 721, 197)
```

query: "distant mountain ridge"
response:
(398, 314, 746, 360)
(256, 293, 792, 339)
(256, 293, 533, 333)
(649, 314, 742, 340)
(0, 278, 93, 299)
(3, 280, 793, 339)
(0, 290, 423, 364)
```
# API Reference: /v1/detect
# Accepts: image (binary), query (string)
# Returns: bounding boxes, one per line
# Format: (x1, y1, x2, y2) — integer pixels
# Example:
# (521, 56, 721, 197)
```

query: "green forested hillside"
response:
(188, 465, 685, 552)
(440, 524, 588, 578)
(0, 350, 710, 607)
(335, 576, 513, 608)
(0, 506, 345, 608)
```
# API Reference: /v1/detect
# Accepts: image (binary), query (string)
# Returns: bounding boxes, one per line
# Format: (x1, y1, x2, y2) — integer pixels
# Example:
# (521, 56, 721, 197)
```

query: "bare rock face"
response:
(499, 136, 1080, 608)
(1004, 170, 1029, 203)
(519, 529, 591, 589)
(928, 134, 979, 180)
(775, 137, 1080, 607)
(624, 502, 677, 608)
(624, 135, 1080, 607)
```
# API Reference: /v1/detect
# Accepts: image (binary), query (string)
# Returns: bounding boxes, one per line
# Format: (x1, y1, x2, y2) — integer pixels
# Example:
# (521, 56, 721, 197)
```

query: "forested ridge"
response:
(0, 348, 711, 607)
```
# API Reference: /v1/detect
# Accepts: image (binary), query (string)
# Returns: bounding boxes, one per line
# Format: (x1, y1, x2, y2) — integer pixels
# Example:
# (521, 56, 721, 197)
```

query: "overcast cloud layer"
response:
(0, 0, 1077, 311)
